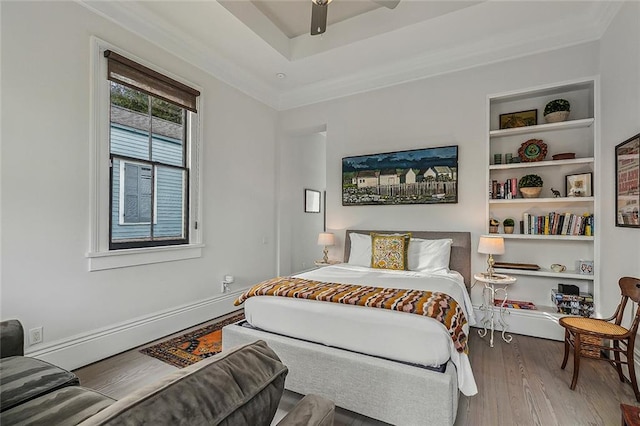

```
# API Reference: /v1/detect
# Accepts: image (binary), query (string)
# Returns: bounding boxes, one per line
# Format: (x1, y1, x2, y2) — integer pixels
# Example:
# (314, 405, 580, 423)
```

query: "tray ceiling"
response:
(79, 1, 621, 110)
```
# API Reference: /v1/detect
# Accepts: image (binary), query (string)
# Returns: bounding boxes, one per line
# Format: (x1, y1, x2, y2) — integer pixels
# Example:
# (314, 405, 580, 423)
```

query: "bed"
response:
(222, 230, 474, 425)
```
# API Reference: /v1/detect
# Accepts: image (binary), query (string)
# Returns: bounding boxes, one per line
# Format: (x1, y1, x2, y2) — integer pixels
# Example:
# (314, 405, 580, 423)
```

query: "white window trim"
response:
(87, 37, 203, 271)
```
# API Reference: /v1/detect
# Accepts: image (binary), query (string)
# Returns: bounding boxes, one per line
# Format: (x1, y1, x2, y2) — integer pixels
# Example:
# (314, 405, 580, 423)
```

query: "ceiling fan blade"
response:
(372, 0, 400, 9)
(310, 2, 328, 36)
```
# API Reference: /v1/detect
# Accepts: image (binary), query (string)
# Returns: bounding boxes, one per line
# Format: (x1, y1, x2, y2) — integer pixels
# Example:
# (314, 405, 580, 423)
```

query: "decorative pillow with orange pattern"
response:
(371, 233, 411, 270)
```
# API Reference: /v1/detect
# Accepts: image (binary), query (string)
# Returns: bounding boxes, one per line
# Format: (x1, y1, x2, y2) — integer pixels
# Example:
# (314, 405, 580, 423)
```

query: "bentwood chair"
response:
(559, 276, 640, 402)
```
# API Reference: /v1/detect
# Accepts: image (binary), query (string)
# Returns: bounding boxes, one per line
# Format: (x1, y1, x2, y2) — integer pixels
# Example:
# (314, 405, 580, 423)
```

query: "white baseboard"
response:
(472, 305, 565, 341)
(25, 291, 244, 371)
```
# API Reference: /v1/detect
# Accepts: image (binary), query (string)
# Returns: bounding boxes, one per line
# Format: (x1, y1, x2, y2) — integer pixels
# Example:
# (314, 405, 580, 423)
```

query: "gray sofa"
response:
(0, 320, 81, 412)
(0, 319, 335, 425)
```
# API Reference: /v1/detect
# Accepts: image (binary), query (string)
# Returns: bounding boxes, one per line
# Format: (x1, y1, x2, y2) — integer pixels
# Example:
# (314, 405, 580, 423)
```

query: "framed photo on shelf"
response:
(499, 109, 537, 129)
(615, 132, 640, 228)
(304, 189, 321, 213)
(565, 173, 592, 197)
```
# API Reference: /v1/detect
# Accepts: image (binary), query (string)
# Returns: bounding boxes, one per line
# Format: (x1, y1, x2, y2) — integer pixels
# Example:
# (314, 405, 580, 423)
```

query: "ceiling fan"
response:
(310, 0, 401, 36)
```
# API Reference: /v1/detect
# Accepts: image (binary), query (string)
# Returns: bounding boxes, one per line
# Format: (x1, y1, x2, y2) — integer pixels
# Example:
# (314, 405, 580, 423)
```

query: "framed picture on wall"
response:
(615, 132, 640, 228)
(304, 189, 321, 213)
(342, 145, 458, 206)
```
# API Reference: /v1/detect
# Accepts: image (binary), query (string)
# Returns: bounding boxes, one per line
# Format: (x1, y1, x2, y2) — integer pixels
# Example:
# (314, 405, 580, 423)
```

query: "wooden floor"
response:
(74, 319, 638, 425)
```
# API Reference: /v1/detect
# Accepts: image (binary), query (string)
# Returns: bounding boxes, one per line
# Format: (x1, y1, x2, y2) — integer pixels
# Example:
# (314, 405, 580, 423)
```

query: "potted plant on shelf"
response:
(503, 218, 515, 234)
(489, 218, 500, 234)
(544, 99, 570, 123)
(518, 174, 544, 198)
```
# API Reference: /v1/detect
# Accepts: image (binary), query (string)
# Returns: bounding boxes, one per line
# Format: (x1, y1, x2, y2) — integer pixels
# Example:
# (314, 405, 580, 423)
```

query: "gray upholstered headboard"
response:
(343, 230, 472, 289)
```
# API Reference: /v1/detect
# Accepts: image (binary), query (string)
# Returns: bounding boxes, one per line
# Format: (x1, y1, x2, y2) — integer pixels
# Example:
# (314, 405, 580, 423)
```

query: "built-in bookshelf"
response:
(482, 78, 599, 341)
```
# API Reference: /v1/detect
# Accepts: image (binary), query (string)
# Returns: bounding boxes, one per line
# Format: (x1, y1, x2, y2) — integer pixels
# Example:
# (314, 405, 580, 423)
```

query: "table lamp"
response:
(478, 235, 505, 278)
(317, 232, 335, 263)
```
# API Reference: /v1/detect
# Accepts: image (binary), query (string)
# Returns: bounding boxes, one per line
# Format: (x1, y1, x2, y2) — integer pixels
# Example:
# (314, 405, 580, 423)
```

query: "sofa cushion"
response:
(277, 394, 335, 426)
(0, 356, 80, 412)
(1, 386, 115, 426)
(0, 320, 24, 358)
(78, 340, 288, 426)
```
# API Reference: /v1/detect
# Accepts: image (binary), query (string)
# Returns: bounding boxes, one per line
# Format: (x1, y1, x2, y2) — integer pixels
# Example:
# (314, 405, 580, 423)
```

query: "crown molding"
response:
(77, 1, 621, 112)
(76, 0, 281, 110)
(278, 2, 616, 110)
(589, 1, 625, 38)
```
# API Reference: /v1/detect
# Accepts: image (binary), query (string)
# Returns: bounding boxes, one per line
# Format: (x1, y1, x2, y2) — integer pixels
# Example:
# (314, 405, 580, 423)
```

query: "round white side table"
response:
(473, 272, 517, 348)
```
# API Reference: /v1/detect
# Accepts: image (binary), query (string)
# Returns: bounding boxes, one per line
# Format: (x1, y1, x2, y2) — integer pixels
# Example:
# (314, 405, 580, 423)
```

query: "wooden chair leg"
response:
(570, 333, 581, 390)
(561, 328, 570, 370)
(613, 340, 625, 382)
(627, 344, 640, 402)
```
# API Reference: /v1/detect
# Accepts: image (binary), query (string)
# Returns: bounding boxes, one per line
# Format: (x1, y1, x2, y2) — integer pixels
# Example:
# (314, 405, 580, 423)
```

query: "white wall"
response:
(599, 1, 640, 317)
(279, 42, 602, 307)
(290, 134, 327, 274)
(277, 131, 327, 275)
(0, 1, 277, 368)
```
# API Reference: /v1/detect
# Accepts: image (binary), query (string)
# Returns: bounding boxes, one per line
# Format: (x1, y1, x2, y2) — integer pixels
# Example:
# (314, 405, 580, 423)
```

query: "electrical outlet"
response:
(221, 281, 229, 293)
(29, 326, 43, 345)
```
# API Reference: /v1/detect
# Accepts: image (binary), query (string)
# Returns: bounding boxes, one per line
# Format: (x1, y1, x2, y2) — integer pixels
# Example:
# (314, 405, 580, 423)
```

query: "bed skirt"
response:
(222, 322, 459, 426)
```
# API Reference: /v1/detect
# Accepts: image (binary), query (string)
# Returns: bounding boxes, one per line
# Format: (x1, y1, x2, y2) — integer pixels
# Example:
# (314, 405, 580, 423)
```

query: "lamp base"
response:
(323, 246, 329, 263)
(486, 254, 495, 279)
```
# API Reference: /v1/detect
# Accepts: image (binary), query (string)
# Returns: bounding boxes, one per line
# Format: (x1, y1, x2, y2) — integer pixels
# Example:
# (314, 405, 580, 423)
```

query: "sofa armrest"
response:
(277, 394, 335, 426)
(1, 320, 24, 358)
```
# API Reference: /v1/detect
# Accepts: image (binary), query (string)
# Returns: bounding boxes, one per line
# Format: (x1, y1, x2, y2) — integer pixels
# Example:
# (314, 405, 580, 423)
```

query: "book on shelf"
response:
(551, 288, 594, 303)
(551, 288, 594, 317)
(493, 299, 537, 310)
(521, 212, 594, 236)
(489, 177, 520, 200)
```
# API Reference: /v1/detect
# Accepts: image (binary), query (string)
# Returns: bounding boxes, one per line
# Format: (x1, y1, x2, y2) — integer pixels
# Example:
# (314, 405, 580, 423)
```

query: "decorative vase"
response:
(544, 111, 570, 123)
(520, 187, 542, 198)
(489, 226, 499, 234)
(504, 226, 514, 234)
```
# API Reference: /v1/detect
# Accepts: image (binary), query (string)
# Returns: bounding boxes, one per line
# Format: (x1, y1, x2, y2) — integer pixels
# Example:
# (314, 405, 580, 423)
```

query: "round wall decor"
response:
(518, 139, 547, 162)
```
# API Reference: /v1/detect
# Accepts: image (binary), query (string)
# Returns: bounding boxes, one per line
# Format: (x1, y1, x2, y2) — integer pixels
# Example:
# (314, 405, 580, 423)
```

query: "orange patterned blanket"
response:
(235, 276, 468, 354)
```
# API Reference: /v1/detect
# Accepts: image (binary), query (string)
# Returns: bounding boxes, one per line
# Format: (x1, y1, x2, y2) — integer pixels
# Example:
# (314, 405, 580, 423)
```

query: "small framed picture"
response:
(577, 260, 594, 275)
(499, 109, 537, 129)
(615, 132, 639, 228)
(304, 189, 321, 213)
(565, 173, 593, 197)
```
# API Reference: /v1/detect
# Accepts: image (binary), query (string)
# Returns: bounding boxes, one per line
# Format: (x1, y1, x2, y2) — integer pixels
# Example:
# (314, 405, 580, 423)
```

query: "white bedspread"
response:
(242, 264, 478, 396)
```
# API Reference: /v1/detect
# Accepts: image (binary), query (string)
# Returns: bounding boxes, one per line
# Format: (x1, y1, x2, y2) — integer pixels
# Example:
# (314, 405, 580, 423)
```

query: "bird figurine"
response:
(550, 188, 561, 198)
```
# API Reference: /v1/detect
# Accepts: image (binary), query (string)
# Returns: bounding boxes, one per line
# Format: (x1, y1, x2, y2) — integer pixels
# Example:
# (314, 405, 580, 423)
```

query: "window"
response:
(88, 39, 203, 270)
(107, 77, 191, 248)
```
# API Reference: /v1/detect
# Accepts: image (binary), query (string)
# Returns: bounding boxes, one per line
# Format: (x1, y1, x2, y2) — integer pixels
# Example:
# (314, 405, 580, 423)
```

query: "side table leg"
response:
(477, 283, 490, 339)
(489, 284, 495, 348)
(495, 287, 512, 344)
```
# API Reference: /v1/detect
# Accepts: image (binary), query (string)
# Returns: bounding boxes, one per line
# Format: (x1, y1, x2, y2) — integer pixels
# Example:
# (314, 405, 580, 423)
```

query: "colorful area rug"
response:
(140, 311, 244, 368)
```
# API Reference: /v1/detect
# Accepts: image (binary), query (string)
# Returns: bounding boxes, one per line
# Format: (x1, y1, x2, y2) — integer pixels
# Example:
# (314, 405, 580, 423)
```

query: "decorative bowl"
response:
(552, 152, 576, 160)
(520, 187, 542, 198)
(544, 111, 570, 123)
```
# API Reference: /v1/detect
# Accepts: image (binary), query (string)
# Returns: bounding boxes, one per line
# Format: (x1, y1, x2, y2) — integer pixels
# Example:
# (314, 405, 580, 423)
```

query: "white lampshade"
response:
(478, 235, 505, 255)
(317, 232, 335, 246)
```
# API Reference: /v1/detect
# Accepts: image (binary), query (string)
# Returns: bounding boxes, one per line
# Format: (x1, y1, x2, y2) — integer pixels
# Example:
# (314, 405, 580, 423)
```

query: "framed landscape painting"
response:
(615, 132, 640, 228)
(342, 145, 458, 206)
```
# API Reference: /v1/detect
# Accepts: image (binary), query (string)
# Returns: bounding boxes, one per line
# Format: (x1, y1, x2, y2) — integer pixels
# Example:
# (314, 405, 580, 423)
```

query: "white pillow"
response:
(347, 232, 372, 267)
(408, 238, 453, 272)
